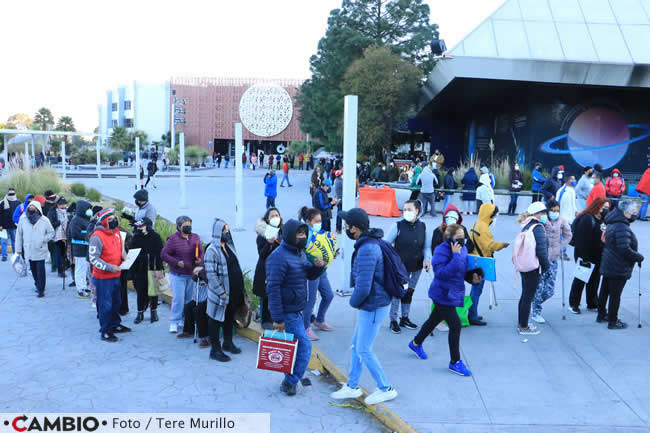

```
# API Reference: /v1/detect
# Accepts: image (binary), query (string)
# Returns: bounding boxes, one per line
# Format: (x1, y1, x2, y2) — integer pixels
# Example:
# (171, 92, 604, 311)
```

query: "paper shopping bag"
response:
(573, 260, 594, 283)
(148, 270, 173, 297)
(256, 335, 298, 374)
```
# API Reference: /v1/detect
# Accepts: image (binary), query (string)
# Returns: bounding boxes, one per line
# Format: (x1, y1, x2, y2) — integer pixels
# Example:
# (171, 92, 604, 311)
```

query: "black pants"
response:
(413, 303, 461, 363)
(476, 200, 483, 214)
(532, 191, 542, 203)
(119, 270, 129, 314)
(336, 202, 343, 232)
(30, 259, 46, 294)
(55, 240, 67, 274)
(184, 300, 209, 338)
(322, 217, 332, 232)
(208, 303, 235, 353)
(569, 261, 600, 309)
(599, 276, 627, 325)
(409, 191, 420, 201)
(260, 296, 272, 324)
(134, 279, 158, 312)
(519, 270, 540, 327)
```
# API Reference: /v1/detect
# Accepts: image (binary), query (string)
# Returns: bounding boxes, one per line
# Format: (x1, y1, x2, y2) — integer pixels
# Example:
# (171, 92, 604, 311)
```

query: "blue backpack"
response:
(355, 237, 409, 299)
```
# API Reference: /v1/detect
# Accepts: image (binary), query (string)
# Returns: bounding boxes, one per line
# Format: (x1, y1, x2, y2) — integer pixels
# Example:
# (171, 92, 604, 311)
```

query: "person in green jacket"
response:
(409, 165, 422, 201)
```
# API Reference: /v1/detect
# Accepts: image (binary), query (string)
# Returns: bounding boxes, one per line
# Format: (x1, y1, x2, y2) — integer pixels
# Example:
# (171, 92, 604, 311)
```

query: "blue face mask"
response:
(540, 214, 549, 224)
(549, 212, 559, 221)
(613, 173, 619, 178)
(570, 181, 577, 187)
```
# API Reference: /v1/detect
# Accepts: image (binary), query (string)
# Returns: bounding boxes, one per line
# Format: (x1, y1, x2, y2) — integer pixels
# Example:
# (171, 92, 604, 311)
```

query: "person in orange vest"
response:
(605, 168, 625, 209)
(636, 168, 650, 221)
(586, 171, 606, 209)
(280, 157, 293, 187)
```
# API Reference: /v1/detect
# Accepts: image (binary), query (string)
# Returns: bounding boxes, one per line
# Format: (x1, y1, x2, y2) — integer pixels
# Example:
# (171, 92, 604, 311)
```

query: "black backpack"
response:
(355, 238, 408, 299)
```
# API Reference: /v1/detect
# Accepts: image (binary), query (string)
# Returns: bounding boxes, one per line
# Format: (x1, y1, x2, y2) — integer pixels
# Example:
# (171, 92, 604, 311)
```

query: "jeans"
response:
(299, 161, 304, 170)
(509, 193, 518, 214)
(533, 260, 558, 316)
(420, 192, 435, 216)
(598, 276, 627, 325)
(74, 256, 88, 292)
(639, 193, 649, 219)
(468, 279, 485, 320)
(280, 172, 292, 186)
(414, 303, 461, 363)
(170, 273, 194, 326)
(283, 312, 312, 387)
(93, 277, 122, 335)
(442, 194, 452, 212)
(348, 306, 391, 391)
(607, 194, 621, 209)
(389, 270, 421, 321)
(1, 228, 16, 258)
(336, 202, 343, 232)
(225, 160, 229, 168)
(519, 270, 540, 327)
(303, 271, 334, 328)
(29, 259, 46, 294)
(266, 196, 276, 209)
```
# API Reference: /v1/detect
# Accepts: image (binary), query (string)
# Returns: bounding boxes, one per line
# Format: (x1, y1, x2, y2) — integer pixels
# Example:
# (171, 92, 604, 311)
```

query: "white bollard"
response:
(135, 137, 141, 191)
(180, 132, 186, 208)
(235, 123, 244, 230)
(96, 136, 102, 179)
(341, 95, 358, 294)
(62, 139, 66, 180)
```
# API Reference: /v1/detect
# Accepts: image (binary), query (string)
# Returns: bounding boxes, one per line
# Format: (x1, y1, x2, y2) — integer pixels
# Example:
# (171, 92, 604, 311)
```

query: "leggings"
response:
(413, 303, 461, 363)
(519, 270, 540, 327)
(208, 303, 235, 351)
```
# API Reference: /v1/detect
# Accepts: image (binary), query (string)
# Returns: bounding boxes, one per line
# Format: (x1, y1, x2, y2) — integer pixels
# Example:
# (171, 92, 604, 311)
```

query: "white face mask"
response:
(403, 210, 417, 222)
(269, 216, 281, 228)
(445, 216, 458, 225)
(312, 223, 322, 232)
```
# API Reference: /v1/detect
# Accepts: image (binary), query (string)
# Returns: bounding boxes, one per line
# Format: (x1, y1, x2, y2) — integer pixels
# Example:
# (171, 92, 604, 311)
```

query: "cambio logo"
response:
(6, 415, 103, 432)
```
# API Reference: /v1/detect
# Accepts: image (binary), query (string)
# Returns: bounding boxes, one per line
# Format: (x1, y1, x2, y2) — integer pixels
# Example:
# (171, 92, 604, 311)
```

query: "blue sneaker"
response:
(408, 340, 428, 359)
(449, 360, 472, 376)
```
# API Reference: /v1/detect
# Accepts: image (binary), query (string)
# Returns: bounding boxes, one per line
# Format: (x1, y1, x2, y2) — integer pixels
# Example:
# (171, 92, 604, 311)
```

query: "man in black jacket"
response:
(69, 200, 93, 299)
(0, 187, 20, 261)
(542, 166, 564, 202)
(598, 201, 644, 329)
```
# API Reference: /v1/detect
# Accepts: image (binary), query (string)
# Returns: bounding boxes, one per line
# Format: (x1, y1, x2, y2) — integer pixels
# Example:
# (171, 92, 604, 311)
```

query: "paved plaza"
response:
(3, 167, 650, 432)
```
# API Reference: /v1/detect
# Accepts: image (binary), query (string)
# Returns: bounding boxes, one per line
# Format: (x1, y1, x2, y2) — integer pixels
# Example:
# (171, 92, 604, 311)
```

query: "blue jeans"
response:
(225, 160, 229, 168)
(347, 305, 391, 391)
(280, 172, 291, 186)
(1, 228, 16, 258)
(442, 194, 452, 212)
(303, 271, 334, 328)
(93, 277, 122, 335)
(509, 193, 518, 213)
(283, 312, 312, 386)
(420, 193, 435, 216)
(468, 279, 485, 320)
(639, 193, 649, 219)
(170, 273, 194, 326)
(266, 196, 276, 209)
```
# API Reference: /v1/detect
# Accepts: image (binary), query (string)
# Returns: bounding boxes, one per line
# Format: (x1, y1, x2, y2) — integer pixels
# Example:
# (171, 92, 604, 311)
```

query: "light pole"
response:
(341, 95, 358, 295)
(135, 136, 140, 191)
(235, 124, 243, 230)
(170, 89, 176, 151)
(179, 132, 187, 208)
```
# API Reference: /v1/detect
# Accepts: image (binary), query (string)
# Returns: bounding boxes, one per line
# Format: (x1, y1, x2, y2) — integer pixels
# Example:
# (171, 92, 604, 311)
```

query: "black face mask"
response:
(451, 238, 465, 247)
(108, 219, 119, 230)
(135, 200, 145, 208)
(600, 208, 609, 218)
(181, 225, 192, 235)
(346, 229, 356, 240)
(27, 209, 36, 215)
(296, 237, 308, 250)
(221, 232, 232, 243)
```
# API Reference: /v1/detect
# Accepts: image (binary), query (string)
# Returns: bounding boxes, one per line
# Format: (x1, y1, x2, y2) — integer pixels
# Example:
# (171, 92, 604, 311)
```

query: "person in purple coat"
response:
(407, 224, 474, 377)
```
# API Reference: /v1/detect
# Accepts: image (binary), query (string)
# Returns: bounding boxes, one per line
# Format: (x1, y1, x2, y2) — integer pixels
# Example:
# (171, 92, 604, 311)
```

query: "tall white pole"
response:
(41, 134, 46, 159)
(3, 134, 7, 174)
(135, 137, 141, 191)
(31, 135, 35, 162)
(170, 90, 176, 151)
(235, 123, 244, 230)
(179, 132, 186, 208)
(341, 95, 358, 293)
(96, 136, 102, 179)
(61, 138, 66, 180)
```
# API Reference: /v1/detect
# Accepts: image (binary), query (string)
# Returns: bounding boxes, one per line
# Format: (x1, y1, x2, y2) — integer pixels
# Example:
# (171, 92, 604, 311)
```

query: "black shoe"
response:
(608, 320, 628, 330)
(300, 378, 312, 387)
(469, 319, 487, 326)
(399, 317, 418, 330)
(222, 342, 242, 354)
(587, 307, 598, 312)
(209, 350, 231, 362)
(389, 320, 401, 334)
(134, 312, 144, 324)
(101, 332, 118, 342)
(119, 310, 129, 316)
(596, 314, 609, 323)
(37, 291, 44, 298)
(69, 281, 76, 287)
(280, 379, 296, 396)
(1, 257, 7, 262)
(150, 310, 159, 323)
(112, 324, 131, 333)
(568, 306, 581, 314)
(478, 316, 484, 320)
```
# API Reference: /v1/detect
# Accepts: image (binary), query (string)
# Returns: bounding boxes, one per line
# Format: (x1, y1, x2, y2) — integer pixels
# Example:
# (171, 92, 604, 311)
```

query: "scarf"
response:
(28, 211, 41, 225)
(2, 193, 17, 210)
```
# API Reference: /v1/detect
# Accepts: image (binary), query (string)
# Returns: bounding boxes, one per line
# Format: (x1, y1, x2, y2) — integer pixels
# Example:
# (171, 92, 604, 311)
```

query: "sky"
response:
(0, 0, 504, 132)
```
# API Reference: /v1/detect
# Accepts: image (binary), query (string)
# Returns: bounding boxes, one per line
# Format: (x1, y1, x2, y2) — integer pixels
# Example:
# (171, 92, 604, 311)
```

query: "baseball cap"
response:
(527, 202, 547, 214)
(339, 208, 369, 231)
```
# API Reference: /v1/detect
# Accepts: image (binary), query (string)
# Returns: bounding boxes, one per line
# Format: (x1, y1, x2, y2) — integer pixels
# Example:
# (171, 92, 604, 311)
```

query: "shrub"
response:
(70, 183, 86, 197)
(0, 167, 62, 201)
(87, 188, 101, 202)
(243, 270, 259, 312)
(167, 149, 179, 165)
(155, 218, 176, 243)
(109, 152, 123, 166)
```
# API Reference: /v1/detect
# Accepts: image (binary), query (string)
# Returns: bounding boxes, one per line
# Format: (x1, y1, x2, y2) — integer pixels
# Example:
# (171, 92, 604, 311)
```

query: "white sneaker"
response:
(364, 387, 398, 405)
(436, 322, 449, 332)
(330, 384, 363, 400)
(531, 314, 546, 324)
(169, 323, 178, 333)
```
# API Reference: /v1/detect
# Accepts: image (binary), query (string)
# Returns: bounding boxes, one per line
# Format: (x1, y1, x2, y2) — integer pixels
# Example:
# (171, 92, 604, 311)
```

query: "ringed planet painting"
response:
(540, 107, 650, 169)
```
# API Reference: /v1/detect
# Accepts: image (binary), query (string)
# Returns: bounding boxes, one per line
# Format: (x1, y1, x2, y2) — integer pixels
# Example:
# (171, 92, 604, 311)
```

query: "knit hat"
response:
(92, 205, 103, 215)
(95, 208, 115, 229)
(33, 195, 46, 206)
(323, 179, 333, 187)
(134, 189, 148, 201)
(339, 208, 369, 231)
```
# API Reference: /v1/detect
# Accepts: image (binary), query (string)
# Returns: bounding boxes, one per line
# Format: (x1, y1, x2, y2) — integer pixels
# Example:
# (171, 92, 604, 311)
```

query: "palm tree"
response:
(33, 108, 54, 131)
(56, 116, 76, 144)
(110, 127, 130, 151)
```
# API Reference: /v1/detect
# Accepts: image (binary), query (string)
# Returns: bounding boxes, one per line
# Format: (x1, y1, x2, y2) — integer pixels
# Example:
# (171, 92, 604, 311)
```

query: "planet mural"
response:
(540, 107, 650, 169)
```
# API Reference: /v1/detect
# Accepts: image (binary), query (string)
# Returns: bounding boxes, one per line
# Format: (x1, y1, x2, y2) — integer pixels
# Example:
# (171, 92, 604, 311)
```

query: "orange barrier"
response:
(358, 185, 401, 217)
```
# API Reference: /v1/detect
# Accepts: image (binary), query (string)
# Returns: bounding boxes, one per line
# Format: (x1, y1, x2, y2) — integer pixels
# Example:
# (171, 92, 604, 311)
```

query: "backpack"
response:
(357, 238, 409, 299)
(512, 223, 542, 272)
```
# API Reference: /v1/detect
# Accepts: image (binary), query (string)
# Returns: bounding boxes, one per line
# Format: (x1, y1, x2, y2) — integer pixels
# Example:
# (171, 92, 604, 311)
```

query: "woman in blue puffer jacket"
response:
(407, 224, 473, 377)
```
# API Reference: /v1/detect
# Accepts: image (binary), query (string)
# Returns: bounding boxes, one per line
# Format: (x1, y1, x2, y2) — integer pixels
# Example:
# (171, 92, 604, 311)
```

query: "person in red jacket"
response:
(280, 158, 293, 187)
(88, 208, 130, 342)
(605, 168, 625, 209)
(636, 168, 650, 220)
(586, 171, 606, 209)
(298, 153, 305, 170)
(268, 154, 274, 169)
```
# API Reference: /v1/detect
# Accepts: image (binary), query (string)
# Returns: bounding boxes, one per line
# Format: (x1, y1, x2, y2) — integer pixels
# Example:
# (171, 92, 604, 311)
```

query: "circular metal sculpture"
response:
(276, 144, 286, 154)
(239, 84, 293, 137)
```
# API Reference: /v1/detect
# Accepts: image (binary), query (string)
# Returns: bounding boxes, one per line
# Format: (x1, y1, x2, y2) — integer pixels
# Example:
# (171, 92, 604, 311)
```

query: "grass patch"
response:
(0, 167, 63, 201)
(87, 188, 101, 202)
(70, 183, 86, 197)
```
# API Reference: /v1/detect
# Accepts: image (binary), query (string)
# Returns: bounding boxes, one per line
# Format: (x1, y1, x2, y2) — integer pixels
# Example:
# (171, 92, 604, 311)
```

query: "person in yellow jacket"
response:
(467, 203, 510, 326)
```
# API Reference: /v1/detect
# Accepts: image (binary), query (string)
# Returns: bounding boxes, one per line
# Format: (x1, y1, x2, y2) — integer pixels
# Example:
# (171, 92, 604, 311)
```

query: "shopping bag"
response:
(256, 334, 298, 374)
(148, 270, 173, 297)
(573, 260, 594, 283)
(11, 254, 27, 278)
(431, 295, 473, 327)
(263, 330, 295, 341)
(467, 255, 496, 282)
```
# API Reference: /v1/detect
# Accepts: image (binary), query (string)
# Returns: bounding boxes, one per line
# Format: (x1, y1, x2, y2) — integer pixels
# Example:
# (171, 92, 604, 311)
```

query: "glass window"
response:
(589, 23, 633, 62)
(124, 119, 133, 128)
(111, 103, 117, 112)
(494, 20, 530, 58)
(111, 120, 117, 128)
(556, 22, 599, 61)
(124, 101, 132, 110)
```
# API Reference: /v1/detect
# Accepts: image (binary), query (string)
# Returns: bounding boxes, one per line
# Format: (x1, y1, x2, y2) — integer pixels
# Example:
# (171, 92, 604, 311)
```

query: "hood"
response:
(442, 204, 463, 225)
(22, 194, 34, 209)
(282, 219, 308, 247)
(480, 167, 489, 174)
(256, 219, 268, 237)
(33, 195, 46, 206)
(478, 203, 497, 224)
(211, 218, 226, 243)
(479, 174, 491, 186)
(466, 168, 477, 176)
(604, 207, 628, 225)
(551, 166, 561, 178)
(520, 216, 540, 228)
(75, 200, 92, 218)
(610, 168, 622, 177)
(360, 228, 384, 240)
(26, 200, 43, 215)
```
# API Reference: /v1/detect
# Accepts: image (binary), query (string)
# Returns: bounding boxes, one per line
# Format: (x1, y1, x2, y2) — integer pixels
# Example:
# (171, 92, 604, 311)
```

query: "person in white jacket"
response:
(476, 174, 494, 208)
(556, 176, 577, 224)
(15, 200, 54, 297)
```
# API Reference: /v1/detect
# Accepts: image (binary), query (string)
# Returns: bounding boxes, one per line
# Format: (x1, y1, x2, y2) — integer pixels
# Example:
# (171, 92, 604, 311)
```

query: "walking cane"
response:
(193, 281, 199, 343)
(638, 264, 643, 329)
(489, 282, 498, 309)
(561, 254, 566, 320)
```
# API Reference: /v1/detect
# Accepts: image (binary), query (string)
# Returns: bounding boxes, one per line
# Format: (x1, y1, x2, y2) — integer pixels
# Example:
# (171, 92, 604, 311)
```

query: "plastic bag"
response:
(11, 254, 27, 278)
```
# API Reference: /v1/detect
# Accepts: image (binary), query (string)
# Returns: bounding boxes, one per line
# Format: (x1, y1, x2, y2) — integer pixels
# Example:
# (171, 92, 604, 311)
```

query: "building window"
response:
(124, 119, 133, 128)
(111, 120, 117, 128)
(111, 102, 117, 112)
(124, 100, 132, 110)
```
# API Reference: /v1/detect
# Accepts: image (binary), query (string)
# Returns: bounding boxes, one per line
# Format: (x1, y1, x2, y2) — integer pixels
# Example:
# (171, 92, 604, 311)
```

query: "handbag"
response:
(256, 332, 298, 374)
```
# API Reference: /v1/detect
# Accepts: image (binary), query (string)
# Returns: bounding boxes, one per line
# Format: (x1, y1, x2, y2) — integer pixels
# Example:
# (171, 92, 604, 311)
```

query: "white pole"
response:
(96, 136, 102, 179)
(341, 95, 358, 294)
(41, 134, 46, 159)
(31, 135, 35, 162)
(235, 123, 244, 230)
(170, 90, 176, 151)
(179, 132, 186, 208)
(135, 137, 141, 191)
(61, 138, 66, 180)
(3, 134, 7, 174)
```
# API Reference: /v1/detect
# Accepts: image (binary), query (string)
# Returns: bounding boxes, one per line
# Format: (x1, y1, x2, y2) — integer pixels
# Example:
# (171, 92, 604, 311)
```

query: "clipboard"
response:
(120, 248, 141, 270)
(467, 255, 496, 282)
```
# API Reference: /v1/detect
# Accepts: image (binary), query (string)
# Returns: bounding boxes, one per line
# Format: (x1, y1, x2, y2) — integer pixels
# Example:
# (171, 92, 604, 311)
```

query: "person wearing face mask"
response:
(88, 209, 130, 341)
(541, 166, 564, 202)
(47, 197, 70, 279)
(531, 199, 572, 324)
(605, 168, 625, 209)
(442, 168, 458, 211)
(407, 224, 473, 376)
(531, 163, 547, 203)
(263, 169, 278, 209)
(575, 166, 594, 213)
(432, 205, 473, 251)
(310, 166, 324, 196)
(417, 163, 437, 217)
(129, 218, 164, 325)
(408, 163, 422, 201)
(253, 208, 283, 330)
(204, 219, 246, 361)
(313, 179, 338, 232)
(12, 193, 34, 224)
(15, 200, 55, 298)
(635, 168, 650, 221)
(132, 189, 157, 224)
(461, 168, 478, 215)
(69, 200, 93, 298)
(266, 219, 324, 396)
(598, 200, 644, 329)
(384, 200, 432, 333)
(333, 170, 344, 233)
(430, 149, 445, 170)
(0, 187, 20, 262)
(508, 163, 524, 216)
(516, 202, 550, 335)
(161, 216, 204, 333)
(468, 204, 509, 326)
(586, 172, 606, 208)
(568, 197, 610, 314)
(476, 174, 494, 210)
(556, 175, 578, 224)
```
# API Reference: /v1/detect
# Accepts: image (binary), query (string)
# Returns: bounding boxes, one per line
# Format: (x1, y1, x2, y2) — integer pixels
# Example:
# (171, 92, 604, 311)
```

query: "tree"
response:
(341, 45, 422, 157)
(110, 127, 129, 151)
(56, 116, 76, 144)
(33, 108, 54, 131)
(297, 0, 438, 152)
(6, 113, 33, 130)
